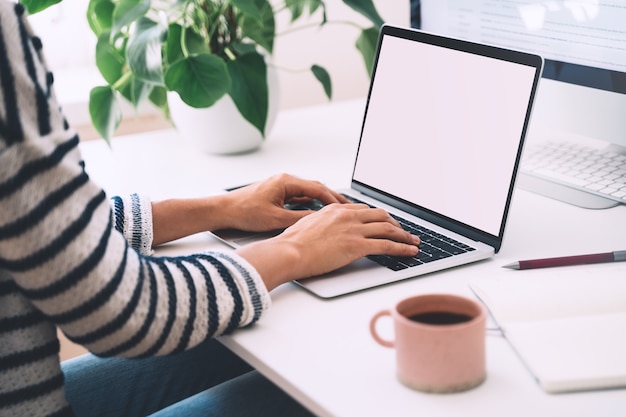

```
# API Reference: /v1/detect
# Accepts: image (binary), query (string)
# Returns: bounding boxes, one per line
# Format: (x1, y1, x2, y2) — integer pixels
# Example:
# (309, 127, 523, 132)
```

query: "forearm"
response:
(151, 194, 235, 246)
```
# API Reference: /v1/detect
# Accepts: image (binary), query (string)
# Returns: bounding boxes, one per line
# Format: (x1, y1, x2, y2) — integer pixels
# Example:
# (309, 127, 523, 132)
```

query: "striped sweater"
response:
(0, 2, 271, 416)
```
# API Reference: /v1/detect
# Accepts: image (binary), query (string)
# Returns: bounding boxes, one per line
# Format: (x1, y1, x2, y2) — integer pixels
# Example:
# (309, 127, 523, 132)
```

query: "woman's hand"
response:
(150, 172, 420, 291)
(150, 173, 347, 246)
(221, 173, 350, 232)
(237, 203, 421, 291)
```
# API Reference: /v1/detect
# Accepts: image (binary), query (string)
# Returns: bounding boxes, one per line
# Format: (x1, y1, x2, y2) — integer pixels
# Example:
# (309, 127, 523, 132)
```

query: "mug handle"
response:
(370, 309, 394, 348)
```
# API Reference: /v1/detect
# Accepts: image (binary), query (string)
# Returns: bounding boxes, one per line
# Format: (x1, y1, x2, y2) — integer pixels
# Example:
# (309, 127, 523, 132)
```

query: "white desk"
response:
(80, 99, 626, 417)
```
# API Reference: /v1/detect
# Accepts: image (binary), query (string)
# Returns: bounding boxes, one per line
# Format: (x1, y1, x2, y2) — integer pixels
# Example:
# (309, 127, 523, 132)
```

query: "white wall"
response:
(28, 1, 410, 125)
(273, 1, 410, 108)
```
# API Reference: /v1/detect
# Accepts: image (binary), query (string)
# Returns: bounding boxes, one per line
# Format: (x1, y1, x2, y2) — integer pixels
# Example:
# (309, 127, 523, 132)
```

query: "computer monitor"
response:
(411, 0, 626, 209)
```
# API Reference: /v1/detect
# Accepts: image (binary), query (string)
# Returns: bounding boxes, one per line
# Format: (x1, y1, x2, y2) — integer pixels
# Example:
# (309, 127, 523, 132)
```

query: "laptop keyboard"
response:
(371, 213, 476, 271)
(286, 196, 476, 271)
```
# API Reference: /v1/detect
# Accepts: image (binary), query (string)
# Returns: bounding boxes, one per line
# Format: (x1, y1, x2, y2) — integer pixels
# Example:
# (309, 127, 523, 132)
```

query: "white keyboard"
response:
(520, 141, 626, 205)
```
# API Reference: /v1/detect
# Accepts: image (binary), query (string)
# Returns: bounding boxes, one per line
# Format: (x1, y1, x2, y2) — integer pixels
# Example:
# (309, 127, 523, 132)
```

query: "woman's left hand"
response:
(223, 173, 350, 232)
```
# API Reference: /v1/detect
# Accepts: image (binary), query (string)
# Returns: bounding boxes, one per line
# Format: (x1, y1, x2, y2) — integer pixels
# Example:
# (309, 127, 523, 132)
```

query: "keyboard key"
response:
(534, 168, 590, 186)
(345, 195, 475, 271)
(522, 140, 626, 204)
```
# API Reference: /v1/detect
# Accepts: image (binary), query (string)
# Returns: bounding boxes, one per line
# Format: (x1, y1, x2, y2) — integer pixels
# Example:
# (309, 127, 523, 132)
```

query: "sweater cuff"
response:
(111, 193, 154, 255)
(210, 251, 272, 326)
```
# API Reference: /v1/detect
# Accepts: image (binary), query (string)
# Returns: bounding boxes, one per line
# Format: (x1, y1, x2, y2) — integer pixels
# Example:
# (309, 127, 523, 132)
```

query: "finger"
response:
(284, 203, 369, 222)
(283, 178, 347, 205)
(309, 185, 349, 204)
(330, 190, 351, 204)
(365, 238, 420, 257)
(354, 209, 422, 245)
(271, 207, 317, 228)
(350, 206, 402, 228)
(358, 221, 417, 244)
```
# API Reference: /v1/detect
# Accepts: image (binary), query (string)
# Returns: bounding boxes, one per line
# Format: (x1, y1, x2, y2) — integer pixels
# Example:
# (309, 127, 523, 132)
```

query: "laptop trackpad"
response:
(294, 257, 393, 298)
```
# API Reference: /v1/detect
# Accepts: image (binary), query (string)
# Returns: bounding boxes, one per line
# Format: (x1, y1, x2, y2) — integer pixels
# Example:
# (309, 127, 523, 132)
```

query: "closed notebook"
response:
(469, 267, 626, 393)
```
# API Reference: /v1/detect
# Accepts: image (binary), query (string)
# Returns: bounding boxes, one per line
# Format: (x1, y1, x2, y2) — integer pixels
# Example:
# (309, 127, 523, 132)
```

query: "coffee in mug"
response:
(370, 293, 487, 393)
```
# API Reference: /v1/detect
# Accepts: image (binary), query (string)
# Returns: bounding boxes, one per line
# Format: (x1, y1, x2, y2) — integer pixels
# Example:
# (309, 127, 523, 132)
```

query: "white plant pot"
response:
(168, 68, 280, 155)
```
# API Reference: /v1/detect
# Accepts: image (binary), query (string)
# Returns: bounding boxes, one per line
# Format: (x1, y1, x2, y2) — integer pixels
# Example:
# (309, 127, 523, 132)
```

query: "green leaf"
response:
(117, 78, 133, 103)
(164, 24, 184, 64)
(112, 0, 150, 38)
(20, 0, 62, 15)
(129, 77, 152, 108)
(230, 0, 264, 22)
(87, 0, 115, 36)
(149, 86, 169, 119)
(311, 64, 332, 100)
(227, 52, 268, 137)
(164, 53, 231, 108)
(284, 0, 304, 21)
(285, 0, 323, 22)
(230, 42, 258, 57)
(95, 31, 125, 85)
(239, 0, 275, 54)
(165, 24, 211, 65)
(126, 17, 168, 85)
(356, 26, 380, 76)
(341, 0, 384, 27)
(89, 86, 122, 142)
(115, 74, 150, 108)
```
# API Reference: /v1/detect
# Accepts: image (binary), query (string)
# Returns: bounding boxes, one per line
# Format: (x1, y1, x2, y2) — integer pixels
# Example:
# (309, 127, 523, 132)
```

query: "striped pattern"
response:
(0, 3, 270, 416)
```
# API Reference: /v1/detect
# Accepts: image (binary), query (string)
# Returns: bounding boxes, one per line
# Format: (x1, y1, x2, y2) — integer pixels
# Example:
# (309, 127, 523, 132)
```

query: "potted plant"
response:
(22, 0, 385, 150)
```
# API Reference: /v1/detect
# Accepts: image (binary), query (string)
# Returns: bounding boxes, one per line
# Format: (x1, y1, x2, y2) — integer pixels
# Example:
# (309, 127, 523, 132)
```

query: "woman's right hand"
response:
(236, 203, 421, 291)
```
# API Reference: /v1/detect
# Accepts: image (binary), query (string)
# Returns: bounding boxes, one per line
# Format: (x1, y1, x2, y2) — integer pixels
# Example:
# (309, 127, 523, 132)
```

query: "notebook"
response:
(470, 270, 626, 393)
(213, 24, 543, 298)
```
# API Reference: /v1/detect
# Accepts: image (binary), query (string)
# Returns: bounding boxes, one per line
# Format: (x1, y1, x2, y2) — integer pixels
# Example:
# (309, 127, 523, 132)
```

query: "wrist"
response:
(236, 238, 302, 291)
(199, 193, 238, 230)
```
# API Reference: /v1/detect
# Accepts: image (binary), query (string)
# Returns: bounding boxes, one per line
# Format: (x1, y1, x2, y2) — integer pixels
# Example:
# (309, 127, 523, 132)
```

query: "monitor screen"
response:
(412, 0, 626, 209)
(412, 0, 626, 147)
(416, 0, 626, 93)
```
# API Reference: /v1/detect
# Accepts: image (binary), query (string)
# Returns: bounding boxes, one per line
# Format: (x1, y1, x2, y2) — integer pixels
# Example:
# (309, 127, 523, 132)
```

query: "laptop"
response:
(213, 24, 543, 298)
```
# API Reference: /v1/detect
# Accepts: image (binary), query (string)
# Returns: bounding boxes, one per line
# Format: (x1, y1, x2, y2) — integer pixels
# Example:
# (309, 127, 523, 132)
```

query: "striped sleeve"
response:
(0, 3, 270, 415)
(111, 193, 154, 255)
(0, 0, 271, 358)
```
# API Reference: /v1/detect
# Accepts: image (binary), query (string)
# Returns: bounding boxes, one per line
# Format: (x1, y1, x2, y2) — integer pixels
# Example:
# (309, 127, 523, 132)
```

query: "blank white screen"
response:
(352, 35, 537, 236)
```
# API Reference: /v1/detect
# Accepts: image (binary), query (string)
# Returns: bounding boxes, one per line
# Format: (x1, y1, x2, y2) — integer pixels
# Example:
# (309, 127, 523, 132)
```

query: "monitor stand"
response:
(517, 173, 621, 210)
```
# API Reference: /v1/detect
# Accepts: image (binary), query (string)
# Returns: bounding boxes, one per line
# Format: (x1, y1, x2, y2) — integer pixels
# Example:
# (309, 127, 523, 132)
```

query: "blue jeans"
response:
(62, 339, 315, 417)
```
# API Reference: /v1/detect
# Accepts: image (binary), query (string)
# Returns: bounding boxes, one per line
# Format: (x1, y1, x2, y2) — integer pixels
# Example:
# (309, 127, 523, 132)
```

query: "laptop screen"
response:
(352, 27, 541, 239)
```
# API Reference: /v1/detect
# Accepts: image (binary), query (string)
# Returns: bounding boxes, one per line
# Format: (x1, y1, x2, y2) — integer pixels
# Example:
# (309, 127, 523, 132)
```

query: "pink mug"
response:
(370, 293, 487, 393)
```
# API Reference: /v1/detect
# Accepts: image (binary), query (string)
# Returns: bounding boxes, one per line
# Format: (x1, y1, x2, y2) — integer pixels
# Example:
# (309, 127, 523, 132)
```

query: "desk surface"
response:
(80, 99, 626, 417)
